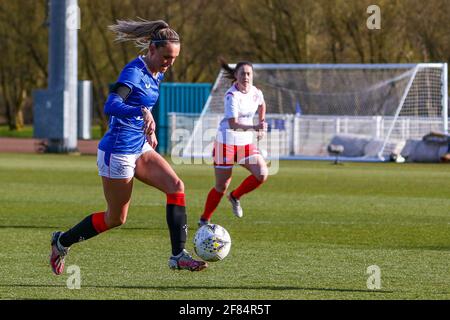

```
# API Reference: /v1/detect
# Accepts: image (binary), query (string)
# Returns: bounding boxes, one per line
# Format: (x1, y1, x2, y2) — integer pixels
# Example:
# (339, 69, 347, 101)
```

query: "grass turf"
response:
(0, 125, 103, 139)
(0, 125, 34, 138)
(0, 153, 449, 299)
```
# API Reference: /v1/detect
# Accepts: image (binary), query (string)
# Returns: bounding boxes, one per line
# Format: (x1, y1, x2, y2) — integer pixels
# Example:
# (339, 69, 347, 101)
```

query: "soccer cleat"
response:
(197, 218, 210, 227)
(227, 192, 243, 218)
(168, 249, 208, 271)
(49, 231, 70, 275)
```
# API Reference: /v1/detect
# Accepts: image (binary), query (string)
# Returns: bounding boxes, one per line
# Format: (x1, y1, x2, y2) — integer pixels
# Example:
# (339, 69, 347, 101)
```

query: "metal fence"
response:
(168, 113, 447, 160)
(155, 83, 211, 153)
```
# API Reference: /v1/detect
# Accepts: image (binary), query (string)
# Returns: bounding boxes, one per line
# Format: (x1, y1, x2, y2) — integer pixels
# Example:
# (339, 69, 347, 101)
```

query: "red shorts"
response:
(212, 142, 260, 168)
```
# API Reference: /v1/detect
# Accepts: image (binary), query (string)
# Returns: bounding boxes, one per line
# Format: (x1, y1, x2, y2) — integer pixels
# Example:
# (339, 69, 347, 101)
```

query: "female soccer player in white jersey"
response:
(49, 19, 207, 274)
(198, 60, 268, 225)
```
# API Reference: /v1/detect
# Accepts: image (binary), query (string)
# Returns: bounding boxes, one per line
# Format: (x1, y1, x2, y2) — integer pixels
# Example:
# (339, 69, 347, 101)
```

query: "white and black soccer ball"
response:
(193, 224, 231, 262)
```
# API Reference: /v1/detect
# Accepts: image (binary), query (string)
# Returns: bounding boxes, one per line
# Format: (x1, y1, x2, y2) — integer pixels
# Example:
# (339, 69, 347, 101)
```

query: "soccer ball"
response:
(193, 224, 231, 262)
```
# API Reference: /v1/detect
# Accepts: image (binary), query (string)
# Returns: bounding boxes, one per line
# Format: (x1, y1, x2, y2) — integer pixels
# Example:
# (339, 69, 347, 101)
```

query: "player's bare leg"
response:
(50, 177, 133, 275)
(135, 151, 207, 271)
(199, 167, 232, 226)
(227, 155, 268, 218)
(240, 155, 268, 183)
(102, 177, 134, 227)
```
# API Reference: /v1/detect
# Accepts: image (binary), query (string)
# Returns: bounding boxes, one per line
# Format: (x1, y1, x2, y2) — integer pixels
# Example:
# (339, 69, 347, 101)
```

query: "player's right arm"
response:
(104, 86, 144, 118)
(228, 118, 265, 131)
(225, 92, 263, 131)
(104, 67, 144, 118)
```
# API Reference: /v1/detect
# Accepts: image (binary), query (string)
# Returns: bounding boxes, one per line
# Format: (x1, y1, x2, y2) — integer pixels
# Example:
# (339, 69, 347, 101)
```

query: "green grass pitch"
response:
(0, 153, 449, 299)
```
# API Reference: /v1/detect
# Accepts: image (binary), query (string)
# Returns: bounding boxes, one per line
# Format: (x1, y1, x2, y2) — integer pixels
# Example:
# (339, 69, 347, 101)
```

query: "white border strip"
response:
(442, 63, 448, 133)
(249, 63, 445, 70)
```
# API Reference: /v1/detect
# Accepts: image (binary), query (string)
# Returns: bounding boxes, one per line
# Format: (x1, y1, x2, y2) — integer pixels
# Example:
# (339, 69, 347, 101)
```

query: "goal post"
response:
(442, 62, 448, 133)
(175, 63, 448, 162)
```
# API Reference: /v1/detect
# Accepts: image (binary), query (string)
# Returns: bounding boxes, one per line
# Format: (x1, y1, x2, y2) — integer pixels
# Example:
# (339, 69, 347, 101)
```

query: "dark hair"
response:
(109, 18, 180, 50)
(219, 57, 253, 83)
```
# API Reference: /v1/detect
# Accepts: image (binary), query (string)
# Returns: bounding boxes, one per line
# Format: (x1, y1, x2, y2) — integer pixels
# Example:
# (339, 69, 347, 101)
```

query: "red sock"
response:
(59, 211, 109, 247)
(166, 192, 186, 206)
(231, 175, 263, 199)
(91, 211, 109, 233)
(201, 188, 225, 221)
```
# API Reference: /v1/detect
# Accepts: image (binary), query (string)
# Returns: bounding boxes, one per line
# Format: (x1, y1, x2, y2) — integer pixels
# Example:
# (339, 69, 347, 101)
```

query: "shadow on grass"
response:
(0, 225, 61, 229)
(1, 226, 448, 252)
(0, 225, 159, 231)
(1, 225, 449, 252)
(0, 283, 394, 294)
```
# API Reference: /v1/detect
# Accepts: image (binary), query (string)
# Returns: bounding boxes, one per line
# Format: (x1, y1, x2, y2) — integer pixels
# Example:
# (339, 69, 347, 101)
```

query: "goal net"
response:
(172, 63, 448, 161)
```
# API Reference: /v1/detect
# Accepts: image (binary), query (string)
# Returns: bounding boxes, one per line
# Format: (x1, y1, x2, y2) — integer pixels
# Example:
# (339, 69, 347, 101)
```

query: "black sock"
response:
(59, 212, 108, 247)
(166, 204, 187, 256)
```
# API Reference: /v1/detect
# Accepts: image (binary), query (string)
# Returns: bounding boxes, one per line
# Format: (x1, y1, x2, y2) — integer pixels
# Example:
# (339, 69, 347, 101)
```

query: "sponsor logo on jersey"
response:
(240, 112, 254, 118)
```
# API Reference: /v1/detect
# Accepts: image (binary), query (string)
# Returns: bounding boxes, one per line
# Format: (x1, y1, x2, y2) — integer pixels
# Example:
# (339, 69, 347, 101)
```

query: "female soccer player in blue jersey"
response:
(50, 19, 207, 274)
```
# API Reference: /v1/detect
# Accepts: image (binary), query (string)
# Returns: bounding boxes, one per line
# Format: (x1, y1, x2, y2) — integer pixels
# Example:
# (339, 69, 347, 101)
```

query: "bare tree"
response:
(0, 0, 47, 130)
(0, 0, 448, 133)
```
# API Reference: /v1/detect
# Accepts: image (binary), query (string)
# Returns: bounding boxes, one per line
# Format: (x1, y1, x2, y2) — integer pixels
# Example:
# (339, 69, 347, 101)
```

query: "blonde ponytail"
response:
(109, 18, 180, 50)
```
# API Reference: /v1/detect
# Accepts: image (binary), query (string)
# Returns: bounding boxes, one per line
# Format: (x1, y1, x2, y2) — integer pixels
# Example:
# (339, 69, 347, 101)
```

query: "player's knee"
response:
(215, 178, 231, 193)
(106, 214, 127, 228)
(257, 164, 269, 183)
(215, 184, 228, 193)
(170, 178, 184, 194)
(256, 174, 268, 183)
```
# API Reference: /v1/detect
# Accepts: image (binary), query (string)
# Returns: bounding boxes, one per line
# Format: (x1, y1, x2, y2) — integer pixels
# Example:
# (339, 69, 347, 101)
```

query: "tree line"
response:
(0, 0, 448, 133)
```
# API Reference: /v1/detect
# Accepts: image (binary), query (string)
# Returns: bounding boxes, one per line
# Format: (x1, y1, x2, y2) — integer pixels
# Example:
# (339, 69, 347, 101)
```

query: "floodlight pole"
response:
(33, 0, 79, 153)
(49, 0, 79, 152)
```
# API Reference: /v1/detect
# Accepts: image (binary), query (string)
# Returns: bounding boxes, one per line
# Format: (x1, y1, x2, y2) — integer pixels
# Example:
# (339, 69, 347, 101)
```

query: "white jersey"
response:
(216, 84, 264, 146)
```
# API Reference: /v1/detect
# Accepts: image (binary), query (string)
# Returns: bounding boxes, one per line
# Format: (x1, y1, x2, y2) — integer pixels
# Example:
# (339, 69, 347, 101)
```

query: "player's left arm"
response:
(257, 89, 267, 139)
(257, 88, 266, 126)
(141, 107, 156, 136)
(256, 102, 267, 140)
(258, 101, 266, 125)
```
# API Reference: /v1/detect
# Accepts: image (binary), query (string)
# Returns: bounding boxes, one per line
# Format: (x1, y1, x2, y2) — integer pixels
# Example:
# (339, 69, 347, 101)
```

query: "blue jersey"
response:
(99, 56, 164, 154)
